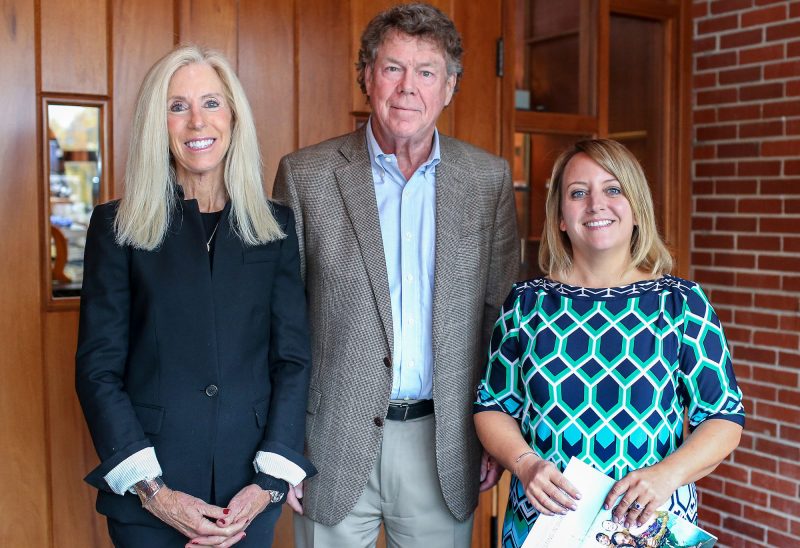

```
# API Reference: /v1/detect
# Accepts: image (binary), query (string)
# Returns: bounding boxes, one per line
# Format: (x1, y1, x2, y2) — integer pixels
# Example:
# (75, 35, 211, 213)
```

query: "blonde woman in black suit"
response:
(76, 44, 315, 548)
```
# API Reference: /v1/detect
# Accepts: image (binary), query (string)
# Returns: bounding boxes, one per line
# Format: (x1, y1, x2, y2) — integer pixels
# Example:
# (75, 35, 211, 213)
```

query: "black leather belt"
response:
(386, 400, 434, 421)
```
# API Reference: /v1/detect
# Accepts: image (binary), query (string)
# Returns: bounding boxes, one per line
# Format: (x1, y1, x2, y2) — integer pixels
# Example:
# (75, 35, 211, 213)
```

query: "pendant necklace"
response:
(206, 222, 220, 252)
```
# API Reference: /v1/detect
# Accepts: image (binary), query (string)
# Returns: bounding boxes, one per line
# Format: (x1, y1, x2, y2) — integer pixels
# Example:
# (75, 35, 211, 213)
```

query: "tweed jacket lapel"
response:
(431, 137, 470, 352)
(333, 129, 394, 356)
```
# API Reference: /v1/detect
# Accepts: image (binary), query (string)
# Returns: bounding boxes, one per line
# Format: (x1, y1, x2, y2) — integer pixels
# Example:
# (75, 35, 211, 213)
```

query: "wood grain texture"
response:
(178, 0, 237, 66)
(112, 0, 174, 197)
(0, 0, 49, 545)
(40, 0, 108, 94)
(297, 0, 352, 148)
(239, 0, 295, 194)
(453, 0, 502, 153)
(45, 310, 111, 548)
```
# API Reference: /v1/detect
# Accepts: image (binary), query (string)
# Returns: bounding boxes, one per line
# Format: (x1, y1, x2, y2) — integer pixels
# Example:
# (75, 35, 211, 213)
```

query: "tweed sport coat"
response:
(272, 126, 519, 526)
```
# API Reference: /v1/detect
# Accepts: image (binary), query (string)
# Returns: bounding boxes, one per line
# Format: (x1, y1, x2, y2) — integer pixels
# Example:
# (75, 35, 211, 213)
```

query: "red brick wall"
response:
(692, 1, 800, 546)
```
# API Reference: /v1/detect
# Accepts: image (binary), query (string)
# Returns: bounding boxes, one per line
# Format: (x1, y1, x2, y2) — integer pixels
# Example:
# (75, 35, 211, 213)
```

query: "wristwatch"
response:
(266, 489, 285, 504)
(133, 476, 165, 506)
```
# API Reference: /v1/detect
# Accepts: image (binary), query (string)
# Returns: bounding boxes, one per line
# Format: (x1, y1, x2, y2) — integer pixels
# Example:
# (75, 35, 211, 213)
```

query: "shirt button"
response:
(383, 356, 392, 368)
(408, 317, 415, 326)
(406, 274, 414, 282)
(408, 360, 415, 368)
(205, 384, 219, 397)
(405, 232, 413, 240)
(374, 417, 384, 427)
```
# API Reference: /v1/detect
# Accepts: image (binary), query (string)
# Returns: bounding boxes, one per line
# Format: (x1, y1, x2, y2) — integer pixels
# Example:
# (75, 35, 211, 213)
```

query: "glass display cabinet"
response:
(506, 0, 690, 280)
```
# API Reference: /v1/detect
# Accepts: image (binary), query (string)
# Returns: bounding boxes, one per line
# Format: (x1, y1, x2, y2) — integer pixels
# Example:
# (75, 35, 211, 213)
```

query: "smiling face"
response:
(365, 31, 456, 151)
(166, 62, 232, 185)
(559, 153, 636, 266)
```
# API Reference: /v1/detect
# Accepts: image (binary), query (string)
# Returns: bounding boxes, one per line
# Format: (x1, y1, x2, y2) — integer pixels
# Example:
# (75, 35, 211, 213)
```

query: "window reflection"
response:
(47, 103, 102, 298)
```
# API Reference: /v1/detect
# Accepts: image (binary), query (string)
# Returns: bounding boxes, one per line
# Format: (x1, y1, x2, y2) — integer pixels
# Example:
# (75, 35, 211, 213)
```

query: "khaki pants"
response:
(295, 413, 474, 548)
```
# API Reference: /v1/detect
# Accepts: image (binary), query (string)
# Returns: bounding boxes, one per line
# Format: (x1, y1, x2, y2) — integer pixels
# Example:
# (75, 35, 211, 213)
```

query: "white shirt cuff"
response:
(103, 447, 162, 495)
(253, 451, 307, 486)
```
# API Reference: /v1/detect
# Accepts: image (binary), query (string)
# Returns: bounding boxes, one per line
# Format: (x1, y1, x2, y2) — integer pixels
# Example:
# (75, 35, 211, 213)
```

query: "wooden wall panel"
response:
(0, 0, 49, 546)
(239, 0, 296, 193)
(179, 0, 238, 69)
(297, 0, 352, 148)
(112, 0, 174, 196)
(349, 0, 395, 115)
(45, 311, 111, 547)
(40, 0, 108, 94)
(453, 0, 502, 154)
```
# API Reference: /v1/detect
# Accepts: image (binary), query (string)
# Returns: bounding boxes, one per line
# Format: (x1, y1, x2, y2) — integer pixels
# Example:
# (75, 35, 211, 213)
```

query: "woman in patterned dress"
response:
(474, 139, 744, 548)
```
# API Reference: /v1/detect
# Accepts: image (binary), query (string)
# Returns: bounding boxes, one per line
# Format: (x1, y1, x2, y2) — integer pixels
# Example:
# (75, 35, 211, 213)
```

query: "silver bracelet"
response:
(512, 450, 537, 477)
(133, 476, 165, 507)
(514, 450, 536, 464)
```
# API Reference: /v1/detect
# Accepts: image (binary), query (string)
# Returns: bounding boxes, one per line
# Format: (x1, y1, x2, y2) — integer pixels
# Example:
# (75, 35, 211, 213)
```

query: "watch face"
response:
(269, 490, 285, 503)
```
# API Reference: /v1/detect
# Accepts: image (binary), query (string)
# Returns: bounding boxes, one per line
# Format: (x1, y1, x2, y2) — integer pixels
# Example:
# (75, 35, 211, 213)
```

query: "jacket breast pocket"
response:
(243, 247, 279, 263)
(133, 403, 165, 435)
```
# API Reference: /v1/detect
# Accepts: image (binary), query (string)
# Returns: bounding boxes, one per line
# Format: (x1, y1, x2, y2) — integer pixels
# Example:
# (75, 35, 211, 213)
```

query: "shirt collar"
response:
(365, 117, 441, 181)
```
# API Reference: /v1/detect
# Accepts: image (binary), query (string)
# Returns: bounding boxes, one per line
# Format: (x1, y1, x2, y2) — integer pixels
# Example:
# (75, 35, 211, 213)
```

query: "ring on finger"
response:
(632, 501, 644, 510)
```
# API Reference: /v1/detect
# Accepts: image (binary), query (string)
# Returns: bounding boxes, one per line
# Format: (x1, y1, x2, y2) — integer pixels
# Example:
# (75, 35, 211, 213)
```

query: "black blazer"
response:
(76, 197, 314, 525)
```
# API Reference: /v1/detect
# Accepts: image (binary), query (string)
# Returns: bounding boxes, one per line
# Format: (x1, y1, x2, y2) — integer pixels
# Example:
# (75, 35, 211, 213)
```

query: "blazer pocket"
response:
(132, 403, 165, 435)
(306, 387, 321, 415)
(243, 247, 279, 263)
(254, 398, 269, 428)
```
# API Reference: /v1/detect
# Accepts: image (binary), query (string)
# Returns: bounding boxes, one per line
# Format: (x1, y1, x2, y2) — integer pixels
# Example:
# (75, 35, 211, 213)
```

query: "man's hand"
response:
(286, 481, 304, 514)
(142, 486, 244, 545)
(479, 450, 504, 491)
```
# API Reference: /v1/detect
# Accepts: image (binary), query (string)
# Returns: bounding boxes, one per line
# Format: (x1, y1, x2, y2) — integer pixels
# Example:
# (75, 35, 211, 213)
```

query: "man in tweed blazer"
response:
(272, 4, 518, 546)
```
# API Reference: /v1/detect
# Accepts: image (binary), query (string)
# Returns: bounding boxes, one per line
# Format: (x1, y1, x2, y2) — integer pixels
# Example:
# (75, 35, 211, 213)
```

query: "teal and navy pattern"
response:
(474, 275, 745, 548)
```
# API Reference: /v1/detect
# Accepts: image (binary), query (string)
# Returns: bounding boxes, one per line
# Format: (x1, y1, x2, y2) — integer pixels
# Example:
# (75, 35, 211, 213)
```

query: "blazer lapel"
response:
(334, 130, 394, 355)
(432, 137, 470, 350)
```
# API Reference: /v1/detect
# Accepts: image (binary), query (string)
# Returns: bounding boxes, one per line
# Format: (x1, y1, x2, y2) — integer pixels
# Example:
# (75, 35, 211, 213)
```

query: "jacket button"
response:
(373, 417, 384, 427)
(383, 356, 392, 368)
(205, 384, 219, 397)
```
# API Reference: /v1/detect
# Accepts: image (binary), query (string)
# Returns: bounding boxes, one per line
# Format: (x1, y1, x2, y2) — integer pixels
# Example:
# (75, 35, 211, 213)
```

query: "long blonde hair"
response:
(539, 139, 673, 277)
(114, 44, 283, 250)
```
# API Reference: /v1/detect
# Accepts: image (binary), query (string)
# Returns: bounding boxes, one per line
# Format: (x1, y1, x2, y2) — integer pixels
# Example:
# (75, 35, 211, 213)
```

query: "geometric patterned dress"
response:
(474, 275, 745, 548)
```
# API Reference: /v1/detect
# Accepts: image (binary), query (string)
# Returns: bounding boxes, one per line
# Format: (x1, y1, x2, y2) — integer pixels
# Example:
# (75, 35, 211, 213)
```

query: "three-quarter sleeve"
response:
(678, 283, 745, 430)
(475, 285, 525, 418)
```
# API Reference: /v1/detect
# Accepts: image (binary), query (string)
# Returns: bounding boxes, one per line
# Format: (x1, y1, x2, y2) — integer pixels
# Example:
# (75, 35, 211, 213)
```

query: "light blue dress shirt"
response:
(366, 120, 438, 400)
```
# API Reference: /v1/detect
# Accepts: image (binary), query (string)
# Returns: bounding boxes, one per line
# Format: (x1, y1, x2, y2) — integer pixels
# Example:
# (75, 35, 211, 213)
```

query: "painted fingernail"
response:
(603, 503, 608, 510)
(223, 508, 230, 515)
(220, 519, 226, 525)
(242, 532, 247, 538)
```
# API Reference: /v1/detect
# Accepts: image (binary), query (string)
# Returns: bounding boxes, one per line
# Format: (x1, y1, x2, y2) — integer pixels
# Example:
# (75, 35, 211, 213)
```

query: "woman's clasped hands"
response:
(144, 484, 273, 547)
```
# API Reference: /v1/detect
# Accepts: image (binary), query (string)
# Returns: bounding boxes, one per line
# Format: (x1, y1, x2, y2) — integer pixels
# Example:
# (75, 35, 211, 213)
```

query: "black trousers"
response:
(107, 503, 282, 548)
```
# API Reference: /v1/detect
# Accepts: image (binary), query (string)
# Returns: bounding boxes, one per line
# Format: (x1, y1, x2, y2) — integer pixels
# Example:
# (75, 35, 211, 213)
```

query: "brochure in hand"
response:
(522, 458, 716, 548)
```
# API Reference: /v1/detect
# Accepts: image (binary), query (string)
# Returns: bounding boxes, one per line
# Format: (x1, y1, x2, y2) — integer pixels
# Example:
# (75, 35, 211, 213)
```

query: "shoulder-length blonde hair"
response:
(538, 139, 673, 277)
(114, 44, 283, 250)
